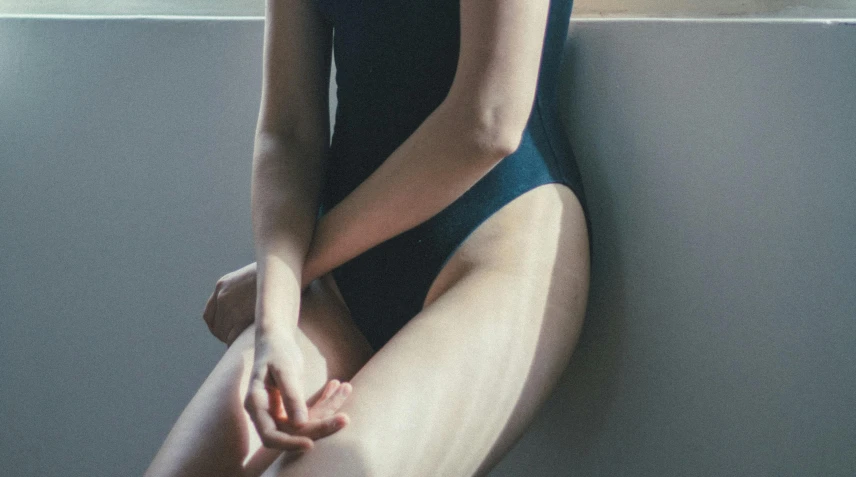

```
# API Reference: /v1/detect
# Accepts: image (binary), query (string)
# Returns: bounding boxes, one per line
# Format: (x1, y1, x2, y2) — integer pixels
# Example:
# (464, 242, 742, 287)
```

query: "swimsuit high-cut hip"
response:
(315, 0, 589, 351)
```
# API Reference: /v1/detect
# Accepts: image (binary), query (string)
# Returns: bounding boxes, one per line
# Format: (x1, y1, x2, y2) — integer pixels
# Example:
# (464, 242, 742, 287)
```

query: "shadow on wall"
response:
(552, 31, 629, 460)
(488, 29, 629, 476)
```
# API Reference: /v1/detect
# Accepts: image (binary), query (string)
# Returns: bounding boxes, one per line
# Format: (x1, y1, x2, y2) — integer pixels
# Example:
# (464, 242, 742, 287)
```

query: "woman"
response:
(146, 0, 589, 475)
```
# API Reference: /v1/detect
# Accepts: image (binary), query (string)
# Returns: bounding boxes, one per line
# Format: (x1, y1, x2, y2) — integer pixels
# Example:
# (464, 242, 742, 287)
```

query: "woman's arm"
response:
(302, 0, 551, 284)
(246, 0, 352, 451)
(252, 0, 332, 333)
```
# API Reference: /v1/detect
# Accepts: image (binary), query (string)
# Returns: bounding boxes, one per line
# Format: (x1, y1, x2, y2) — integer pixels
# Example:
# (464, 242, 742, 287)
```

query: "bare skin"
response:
(203, 262, 258, 347)
(147, 0, 590, 474)
(225, 0, 566, 457)
(147, 270, 374, 477)
(146, 183, 589, 476)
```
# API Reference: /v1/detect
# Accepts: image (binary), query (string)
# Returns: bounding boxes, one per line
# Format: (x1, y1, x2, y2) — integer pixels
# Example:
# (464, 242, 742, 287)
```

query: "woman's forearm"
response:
(252, 132, 326, 332)
(303, 98, 523, 283)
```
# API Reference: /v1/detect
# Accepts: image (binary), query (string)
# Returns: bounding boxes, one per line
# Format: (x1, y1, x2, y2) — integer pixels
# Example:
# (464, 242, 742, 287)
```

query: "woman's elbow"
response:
(478, 125, 523, 161)
(495, 126, 525, 157)
(438, 96, 530, 163)
(467, 109, 527, 162)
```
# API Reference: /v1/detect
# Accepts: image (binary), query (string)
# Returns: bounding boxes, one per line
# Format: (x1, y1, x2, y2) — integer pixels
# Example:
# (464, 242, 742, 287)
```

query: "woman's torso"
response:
(313, 0, 588, 350)
(315, 0, 582, 215)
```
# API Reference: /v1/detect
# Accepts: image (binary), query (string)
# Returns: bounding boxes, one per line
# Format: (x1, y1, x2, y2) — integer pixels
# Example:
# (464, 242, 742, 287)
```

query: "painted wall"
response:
(1, 16, 854, 477)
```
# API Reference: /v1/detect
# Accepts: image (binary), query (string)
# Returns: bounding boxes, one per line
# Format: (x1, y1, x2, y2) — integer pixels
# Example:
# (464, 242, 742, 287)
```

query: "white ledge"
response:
(1, 13, 854, 23)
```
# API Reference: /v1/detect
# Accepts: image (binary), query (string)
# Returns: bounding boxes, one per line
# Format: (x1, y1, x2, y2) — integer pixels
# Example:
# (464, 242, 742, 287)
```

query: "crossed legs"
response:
(146, 183, 589, 477)
(145, 274, 374, 477)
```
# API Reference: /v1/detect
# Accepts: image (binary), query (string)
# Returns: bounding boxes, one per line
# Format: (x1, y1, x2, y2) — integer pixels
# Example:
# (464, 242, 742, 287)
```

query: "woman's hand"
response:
(244, 327, 351, 452)
(203, 263, 257, 347)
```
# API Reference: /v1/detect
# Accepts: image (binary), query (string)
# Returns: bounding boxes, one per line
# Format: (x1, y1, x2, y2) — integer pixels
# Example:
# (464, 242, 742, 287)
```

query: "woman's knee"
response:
(264, 431, 384, 477)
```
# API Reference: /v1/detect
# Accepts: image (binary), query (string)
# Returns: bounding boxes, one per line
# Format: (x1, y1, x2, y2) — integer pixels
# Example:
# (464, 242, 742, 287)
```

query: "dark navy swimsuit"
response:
(315, 0, 588, 351)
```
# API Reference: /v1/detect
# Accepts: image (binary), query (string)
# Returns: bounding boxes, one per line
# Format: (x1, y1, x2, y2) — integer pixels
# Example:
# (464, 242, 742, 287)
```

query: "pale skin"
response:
(146, 0, 590, 475)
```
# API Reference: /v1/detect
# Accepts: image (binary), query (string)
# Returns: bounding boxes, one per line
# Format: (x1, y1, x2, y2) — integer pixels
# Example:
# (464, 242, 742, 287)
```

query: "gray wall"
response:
(1, 15, 854, 477)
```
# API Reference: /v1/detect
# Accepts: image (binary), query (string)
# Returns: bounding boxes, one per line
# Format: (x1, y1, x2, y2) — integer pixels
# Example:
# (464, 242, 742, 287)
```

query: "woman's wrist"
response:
(255, 296, 300, 334)
(300, 251, 324, 291)
(255, 313, 298, 339)
(255, 256, 304, 331)
(255, 293, 300, 335)
(302, 214, 343, 288)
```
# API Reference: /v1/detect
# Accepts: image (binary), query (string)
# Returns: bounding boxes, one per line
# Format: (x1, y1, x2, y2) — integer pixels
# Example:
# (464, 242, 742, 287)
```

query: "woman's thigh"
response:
(145, 274, 374, 477)
(263, 183, 590, 477)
